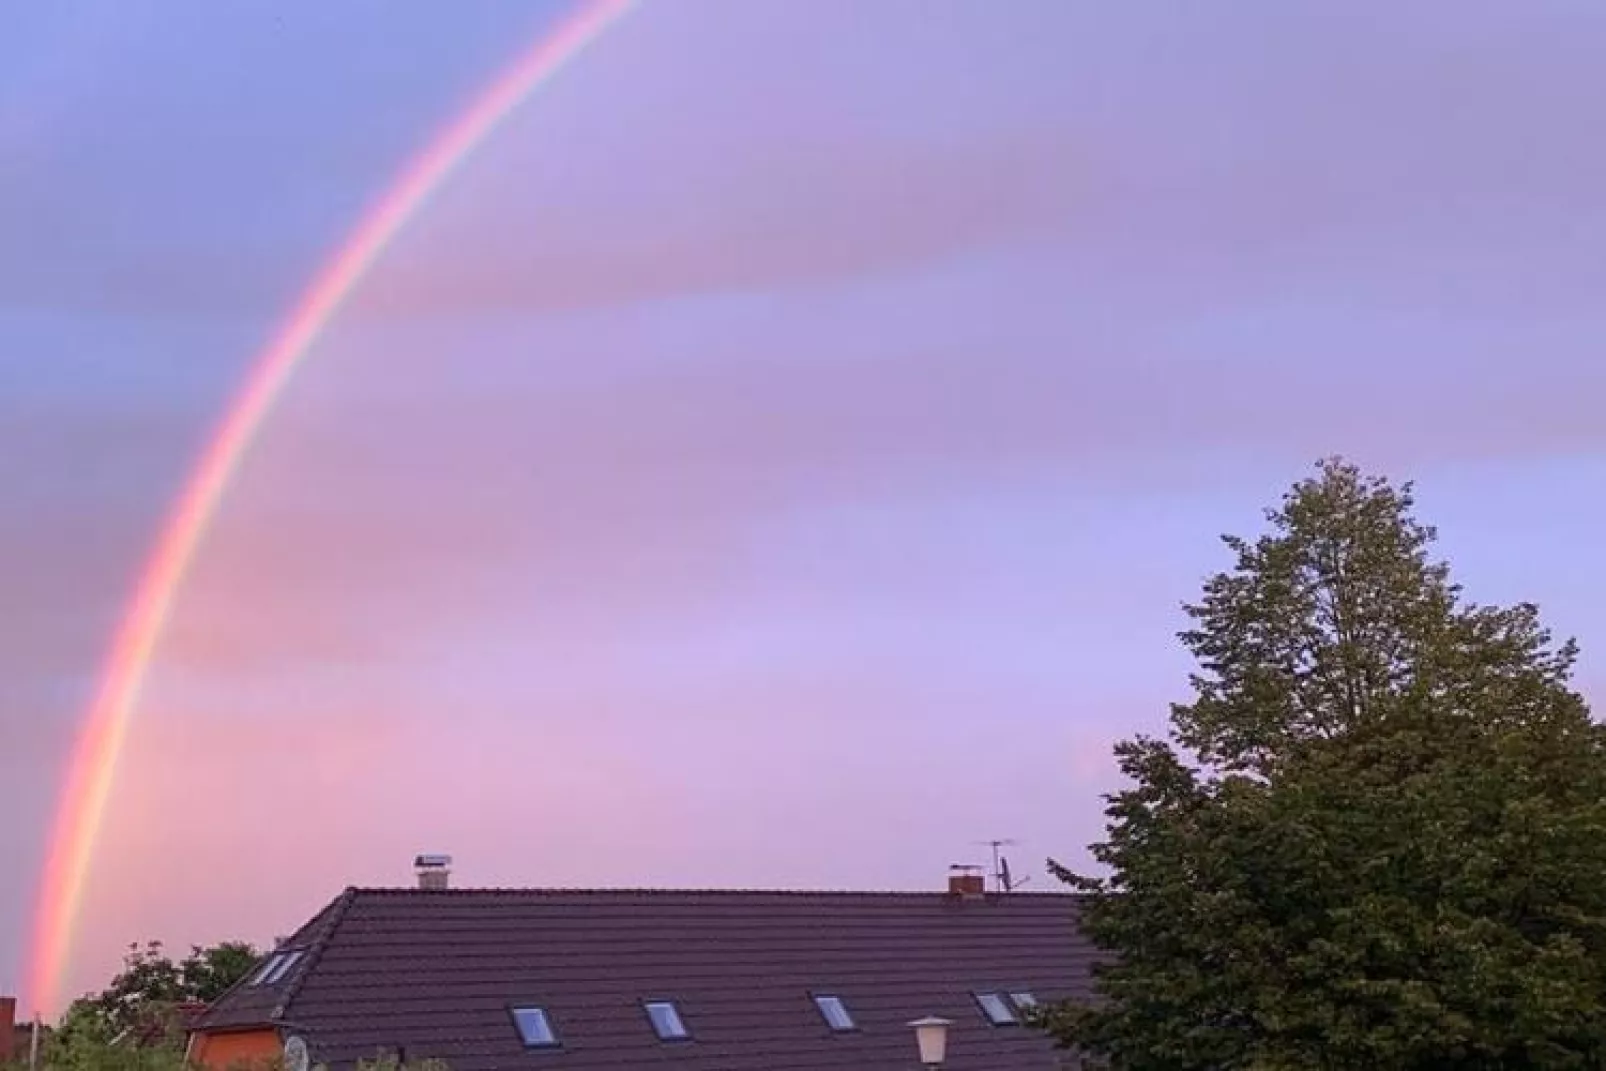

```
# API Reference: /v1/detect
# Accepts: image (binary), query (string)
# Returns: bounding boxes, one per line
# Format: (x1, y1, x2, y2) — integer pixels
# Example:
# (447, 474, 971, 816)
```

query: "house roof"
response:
(195, 888, 353, 1034)
(193, 886, 1096, 1070)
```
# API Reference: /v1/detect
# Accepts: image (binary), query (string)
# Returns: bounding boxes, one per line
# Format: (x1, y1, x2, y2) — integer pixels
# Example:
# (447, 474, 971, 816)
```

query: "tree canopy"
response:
(45, 939, 261, 1066)
(1046, 459, 1606, 1069)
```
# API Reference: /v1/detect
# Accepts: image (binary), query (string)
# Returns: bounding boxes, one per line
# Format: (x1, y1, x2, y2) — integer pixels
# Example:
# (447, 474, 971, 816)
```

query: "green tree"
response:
(91, 942, 185, 1042)
(177, 945, 260, 1006)
(41, 999, 184, 1071)
(55, 939, 261, 1056)
(1045, 459, 1606, 1069)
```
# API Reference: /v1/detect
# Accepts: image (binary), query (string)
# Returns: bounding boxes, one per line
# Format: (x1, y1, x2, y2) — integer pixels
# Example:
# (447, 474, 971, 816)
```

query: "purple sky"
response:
(3, 0, 1606, 1007)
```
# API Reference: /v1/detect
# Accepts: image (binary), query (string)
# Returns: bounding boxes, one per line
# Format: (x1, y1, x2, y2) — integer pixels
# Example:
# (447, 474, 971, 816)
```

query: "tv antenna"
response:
(975, 838, 1030, 893)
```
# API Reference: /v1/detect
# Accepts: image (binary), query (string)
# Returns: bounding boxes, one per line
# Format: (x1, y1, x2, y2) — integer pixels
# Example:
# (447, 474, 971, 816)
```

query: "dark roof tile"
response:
(196, 888, 1095, 1070)
(192, 888, 355, 1033)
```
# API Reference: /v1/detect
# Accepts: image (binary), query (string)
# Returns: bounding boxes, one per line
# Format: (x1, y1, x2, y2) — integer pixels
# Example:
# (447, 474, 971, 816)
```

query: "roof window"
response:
(1010, 991, 1039, 1010)
(812, 994, 856, 1032)
(644, 1000, 690, 1041)
(262, 950, 303, 985)
(248, 953, 285, 986)
(510, 1006, 560, 1049)
(975, 991, 1019, 1026)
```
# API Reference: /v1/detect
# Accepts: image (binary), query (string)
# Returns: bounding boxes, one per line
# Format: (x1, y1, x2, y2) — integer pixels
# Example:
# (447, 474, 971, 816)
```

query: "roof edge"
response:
(343, 886, 1084, 898)
(190, 886, 358, 1035)
(272, 886, 359, 1020)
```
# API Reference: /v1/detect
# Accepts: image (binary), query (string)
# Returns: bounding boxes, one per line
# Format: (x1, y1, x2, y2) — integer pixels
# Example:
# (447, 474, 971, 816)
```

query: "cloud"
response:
(13, 0, 1606, 330)
(335, 0, 1606, 325)
(347, 131, 1088, 321)
(120, 255, 1606, 691)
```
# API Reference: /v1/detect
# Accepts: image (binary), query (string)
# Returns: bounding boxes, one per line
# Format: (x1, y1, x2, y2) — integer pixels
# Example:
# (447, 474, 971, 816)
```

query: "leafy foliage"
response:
(37, 998, 185, 1071)
(48, 939, 261, 1062)
(1046, 459, 1606, 1069)
(176, 946, 261, 1007)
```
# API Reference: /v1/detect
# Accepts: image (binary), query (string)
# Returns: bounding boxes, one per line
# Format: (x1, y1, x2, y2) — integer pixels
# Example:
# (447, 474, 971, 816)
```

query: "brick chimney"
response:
(0, 996, 17, 1063)
(947, 866, 986, 899)
(414, 853, 452, 890)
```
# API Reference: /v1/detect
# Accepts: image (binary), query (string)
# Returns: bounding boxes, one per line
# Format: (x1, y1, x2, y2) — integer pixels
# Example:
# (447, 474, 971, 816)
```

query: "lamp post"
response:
(908, 1015, 952, 1068)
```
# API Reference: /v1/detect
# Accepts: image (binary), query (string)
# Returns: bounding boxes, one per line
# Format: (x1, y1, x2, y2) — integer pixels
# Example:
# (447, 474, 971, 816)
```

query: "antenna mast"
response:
(976, 838, 1019, 893)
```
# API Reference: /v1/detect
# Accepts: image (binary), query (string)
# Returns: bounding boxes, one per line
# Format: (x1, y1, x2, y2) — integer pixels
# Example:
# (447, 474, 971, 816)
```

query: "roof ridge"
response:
(272, 886, 358, 1021)
(346, 886, 1078, 898)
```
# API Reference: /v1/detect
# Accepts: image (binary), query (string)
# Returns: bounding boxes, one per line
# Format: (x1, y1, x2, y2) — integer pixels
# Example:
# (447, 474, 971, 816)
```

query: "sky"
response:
(3, 0, 1606, 1012)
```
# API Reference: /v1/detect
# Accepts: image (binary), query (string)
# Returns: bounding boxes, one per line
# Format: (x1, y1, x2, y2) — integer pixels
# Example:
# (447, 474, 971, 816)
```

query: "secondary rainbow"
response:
(25, 0, 634, 1016)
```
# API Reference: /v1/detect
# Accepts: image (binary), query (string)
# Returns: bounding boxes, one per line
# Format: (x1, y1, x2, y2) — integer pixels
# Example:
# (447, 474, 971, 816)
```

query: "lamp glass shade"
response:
(908, 1016, 952, 1064)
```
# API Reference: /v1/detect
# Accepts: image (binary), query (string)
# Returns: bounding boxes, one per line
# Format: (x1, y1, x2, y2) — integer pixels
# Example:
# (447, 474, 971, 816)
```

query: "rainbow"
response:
(25, 0, 634, 1016)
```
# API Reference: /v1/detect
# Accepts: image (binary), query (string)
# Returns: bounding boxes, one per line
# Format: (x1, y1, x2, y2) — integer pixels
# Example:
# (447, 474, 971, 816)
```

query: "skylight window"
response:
(510, 1006, 560, 1049)
(1009, 991, 1039, 1010)
(644, 1001, 690, 1041)
(248, 954, 285, 986)
(263, 950, 303, 985)
(975, 991, 1019, 1026)
(812, 995, 856, 1032)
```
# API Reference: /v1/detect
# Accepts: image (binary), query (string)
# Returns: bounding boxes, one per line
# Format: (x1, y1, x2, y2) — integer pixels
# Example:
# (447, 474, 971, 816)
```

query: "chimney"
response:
(947, 866, 986, 899)
(0, 996, 15, 1063)
(414, 854, 452, 890)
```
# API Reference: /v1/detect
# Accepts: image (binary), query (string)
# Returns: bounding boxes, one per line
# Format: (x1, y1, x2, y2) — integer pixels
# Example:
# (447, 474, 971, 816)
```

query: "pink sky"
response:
(5, 0, 1606, 1008)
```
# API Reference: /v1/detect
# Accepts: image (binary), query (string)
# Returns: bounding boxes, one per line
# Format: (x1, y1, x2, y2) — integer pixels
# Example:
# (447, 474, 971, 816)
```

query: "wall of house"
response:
(0, 997, 15, 1063)
(190, 1028, 281, 1069)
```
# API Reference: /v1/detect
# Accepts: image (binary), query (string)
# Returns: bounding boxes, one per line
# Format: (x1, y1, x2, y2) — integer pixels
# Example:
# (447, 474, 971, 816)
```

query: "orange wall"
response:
(190, 1029, 281, 1070)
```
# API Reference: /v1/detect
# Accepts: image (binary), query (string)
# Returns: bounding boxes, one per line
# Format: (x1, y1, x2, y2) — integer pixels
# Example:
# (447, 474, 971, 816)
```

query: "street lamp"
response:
(908, 1016, 952, 1067)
